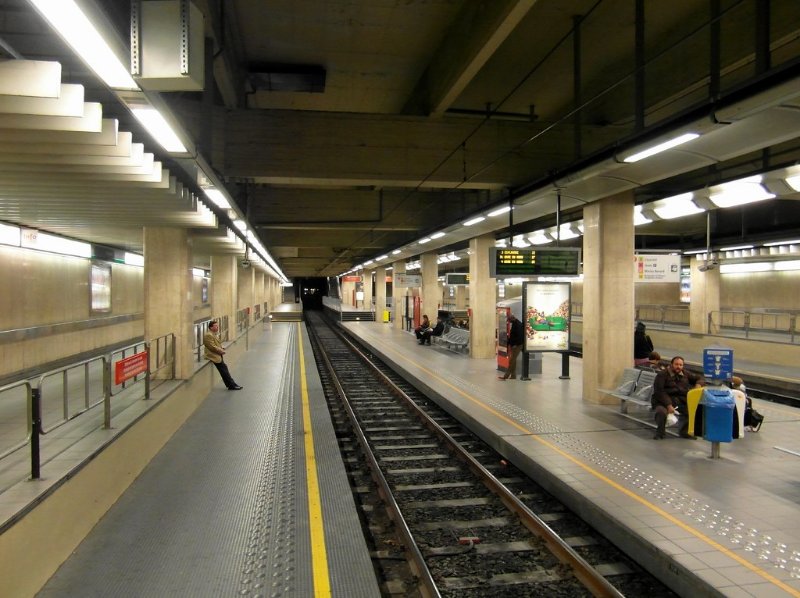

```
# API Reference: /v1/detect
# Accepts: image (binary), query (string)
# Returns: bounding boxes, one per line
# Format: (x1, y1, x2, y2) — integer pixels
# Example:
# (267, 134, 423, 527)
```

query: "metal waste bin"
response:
(701, 388, 735, 443)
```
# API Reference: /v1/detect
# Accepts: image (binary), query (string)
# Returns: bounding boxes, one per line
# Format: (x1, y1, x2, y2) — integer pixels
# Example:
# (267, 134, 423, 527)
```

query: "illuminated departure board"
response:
(445, 273, 469, 285)
(489, 247, 581, 277)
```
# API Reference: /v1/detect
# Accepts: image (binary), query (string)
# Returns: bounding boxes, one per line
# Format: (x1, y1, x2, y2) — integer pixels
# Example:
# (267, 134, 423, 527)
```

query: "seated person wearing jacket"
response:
(419, 317, 445, 345)
(652, 355, 704, 439)
(415, 315, 431, 342)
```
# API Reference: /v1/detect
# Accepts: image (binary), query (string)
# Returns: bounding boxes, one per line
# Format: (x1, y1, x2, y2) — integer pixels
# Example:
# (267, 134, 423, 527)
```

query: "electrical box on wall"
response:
(131, 0, 205, 91)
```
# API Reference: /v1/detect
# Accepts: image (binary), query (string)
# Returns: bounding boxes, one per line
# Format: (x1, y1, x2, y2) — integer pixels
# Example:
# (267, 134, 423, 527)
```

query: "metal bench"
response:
(598, 368, 656, 414)
(434, 328, 470, 352)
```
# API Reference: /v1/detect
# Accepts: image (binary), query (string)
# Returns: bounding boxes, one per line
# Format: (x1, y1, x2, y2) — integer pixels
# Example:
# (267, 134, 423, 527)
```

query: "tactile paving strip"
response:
(448, 373, 800, 580)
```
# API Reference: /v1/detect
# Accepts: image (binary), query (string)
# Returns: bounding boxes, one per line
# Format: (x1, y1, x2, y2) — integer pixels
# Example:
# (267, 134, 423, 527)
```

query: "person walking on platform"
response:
(204, 320, 243, 390)
(633, 321, 654, 366)
(652, 356, 703, 439)
(498, 313, 525, 381)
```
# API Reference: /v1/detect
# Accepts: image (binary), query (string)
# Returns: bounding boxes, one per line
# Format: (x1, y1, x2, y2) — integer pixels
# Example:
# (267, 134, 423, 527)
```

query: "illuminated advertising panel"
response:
(523, 282, 571, 351)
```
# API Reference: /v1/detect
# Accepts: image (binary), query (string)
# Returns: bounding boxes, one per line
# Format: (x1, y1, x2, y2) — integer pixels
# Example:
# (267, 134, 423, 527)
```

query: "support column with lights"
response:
(582, 192, 635, 403)
(690, 256, 720, 334)
(144, 227, 193, 380)
(469, 234, 496, 358)
(210, 255, 238, 338)
(392, 261, 406, 330)
(374, 266, 387, 322)
(256, 272, 265, 315)
(455, 285, 467, 311)
(421, 252, 439, 319)
(341, 277, 355, 306)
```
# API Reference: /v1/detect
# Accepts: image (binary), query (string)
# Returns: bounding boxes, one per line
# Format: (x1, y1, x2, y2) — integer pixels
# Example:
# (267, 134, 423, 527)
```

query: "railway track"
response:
(306, 312, 676, 597)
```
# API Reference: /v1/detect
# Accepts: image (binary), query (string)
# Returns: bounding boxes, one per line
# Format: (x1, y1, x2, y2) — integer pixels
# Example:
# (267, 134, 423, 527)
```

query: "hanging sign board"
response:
(634, 254, 681, 282)
(394, 273, 421, 288)
(445, 273, 469, 285)
(342, 275, 362, 282)
(490, 247, 580, 277)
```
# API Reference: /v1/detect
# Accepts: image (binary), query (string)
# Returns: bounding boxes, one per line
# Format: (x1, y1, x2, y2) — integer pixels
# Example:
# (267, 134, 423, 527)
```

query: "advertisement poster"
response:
(523, 282, 571, 351)
(90, 262, 112, 314)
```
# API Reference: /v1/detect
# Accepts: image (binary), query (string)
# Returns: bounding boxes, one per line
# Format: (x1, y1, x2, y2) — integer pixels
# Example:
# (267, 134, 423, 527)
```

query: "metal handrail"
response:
(0, 379, 32, 460)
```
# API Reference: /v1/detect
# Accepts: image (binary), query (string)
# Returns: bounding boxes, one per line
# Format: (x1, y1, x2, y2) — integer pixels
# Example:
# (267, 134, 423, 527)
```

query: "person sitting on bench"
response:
(419, 316, 445, 345)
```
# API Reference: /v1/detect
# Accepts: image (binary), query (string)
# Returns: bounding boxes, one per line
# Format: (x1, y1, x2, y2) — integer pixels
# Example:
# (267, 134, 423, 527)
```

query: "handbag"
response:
(666, 413, 679, 427)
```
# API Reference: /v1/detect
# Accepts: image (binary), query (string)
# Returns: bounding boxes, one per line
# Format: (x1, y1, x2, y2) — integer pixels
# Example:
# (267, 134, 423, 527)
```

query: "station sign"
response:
(634, 254, 681, 283)
(342, 275, 362, 282)
(115, 352, 148, 385)
(394, 273, 421, 288)
(490, 247, 581, 277)
(703, 347, 734, 380)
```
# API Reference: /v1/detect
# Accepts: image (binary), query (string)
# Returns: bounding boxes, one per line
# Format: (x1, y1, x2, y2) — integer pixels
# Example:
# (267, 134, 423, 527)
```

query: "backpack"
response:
(744, 401, 764, 432)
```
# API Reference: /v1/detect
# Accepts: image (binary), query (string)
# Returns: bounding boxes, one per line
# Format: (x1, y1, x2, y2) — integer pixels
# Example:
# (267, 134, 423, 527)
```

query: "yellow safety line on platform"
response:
(371, 332, 800, 597)
(298, 323, 332, 597)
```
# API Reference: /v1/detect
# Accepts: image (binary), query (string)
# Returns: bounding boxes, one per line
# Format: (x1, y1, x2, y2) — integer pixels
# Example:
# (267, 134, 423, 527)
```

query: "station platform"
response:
(270, 301, 304, 322)
(30, 322, 379, 598)
(342, 321, 800, 597)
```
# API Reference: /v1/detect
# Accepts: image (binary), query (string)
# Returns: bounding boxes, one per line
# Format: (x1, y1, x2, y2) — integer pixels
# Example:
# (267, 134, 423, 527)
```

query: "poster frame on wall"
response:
(90, 261, 112, 314)
(522, 281, 571, 352)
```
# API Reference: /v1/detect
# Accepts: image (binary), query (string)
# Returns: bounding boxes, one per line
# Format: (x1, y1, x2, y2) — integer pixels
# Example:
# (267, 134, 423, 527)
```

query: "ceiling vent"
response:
(248, 65, 326, 93)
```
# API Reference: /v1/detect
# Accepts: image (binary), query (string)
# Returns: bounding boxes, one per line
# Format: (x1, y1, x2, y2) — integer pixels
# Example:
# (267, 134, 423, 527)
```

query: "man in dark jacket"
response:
(652, 355, 704, 439)
(498, 314, 525, 380)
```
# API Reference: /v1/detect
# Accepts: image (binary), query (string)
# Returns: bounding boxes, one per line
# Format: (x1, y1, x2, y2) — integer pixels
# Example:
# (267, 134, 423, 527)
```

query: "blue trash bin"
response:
(701, 388, 735, 442)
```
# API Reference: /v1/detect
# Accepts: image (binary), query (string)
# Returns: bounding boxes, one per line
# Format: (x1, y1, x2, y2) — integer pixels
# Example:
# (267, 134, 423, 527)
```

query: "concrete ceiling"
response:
(1, 0, 800, 278)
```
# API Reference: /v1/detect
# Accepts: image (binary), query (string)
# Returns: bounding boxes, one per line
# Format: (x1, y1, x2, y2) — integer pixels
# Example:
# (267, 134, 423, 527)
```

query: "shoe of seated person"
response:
(229, 385, 243, 390)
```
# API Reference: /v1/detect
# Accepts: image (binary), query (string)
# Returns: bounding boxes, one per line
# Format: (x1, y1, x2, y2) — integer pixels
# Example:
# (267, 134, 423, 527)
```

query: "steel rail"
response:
(306, 322, 442, 598)
(321, 319, 625, 598)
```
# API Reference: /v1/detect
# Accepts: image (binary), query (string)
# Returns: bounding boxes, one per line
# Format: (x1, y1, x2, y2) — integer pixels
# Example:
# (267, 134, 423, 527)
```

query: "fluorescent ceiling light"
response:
(719, 262, 772, 273)
(203, 188, 231, 209)
(634, 206, 652, 226)
(488, 206, 511, 217)
(364, 260, 374, 265)
(376, 255, 388, 261)
(131, 107, 187, 153)
(652, 193, 704, 220)
(719, 244, 754, 252)
(430, 232, 445, 239)
(528, 231, 552, 245)
(21, 228, 91, 258)
(709, 175, 775, 208)
(192, 268, 207, 277)
(763, 239, 800, 247)
(785, 174, 800, 192)
(463, 216, 486, 226)
(0, 222, 21, 246)
(556, 224, 579, 240)
(683, 249, 708, 255)
(233, 220, 247, 231)
(124, 252, 144, 266)
(418, 237, 431, 244)
(622, 132, 700, 163)
(392, 249, 401, 255)
(774, 260, 800, 271)
(512, 236, 530, 248)
(30, 0, 138, 90)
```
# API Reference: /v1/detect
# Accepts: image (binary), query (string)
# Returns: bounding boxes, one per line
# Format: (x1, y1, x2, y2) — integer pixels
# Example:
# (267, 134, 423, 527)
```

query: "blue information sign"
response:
(703, 348, 734, 380)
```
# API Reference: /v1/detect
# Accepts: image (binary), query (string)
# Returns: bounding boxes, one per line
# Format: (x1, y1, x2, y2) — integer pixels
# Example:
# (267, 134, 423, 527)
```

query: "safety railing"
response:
(635, 304, 690, 327)
(0, 379, 32, 461)
(709, 310, 797, 342)
(8, 334, 176, 480)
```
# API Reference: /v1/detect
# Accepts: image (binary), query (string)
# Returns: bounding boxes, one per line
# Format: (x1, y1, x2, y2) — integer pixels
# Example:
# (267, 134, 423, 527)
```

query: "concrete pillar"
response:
(421, 252, 439, 318)
(455, 285, 467, 310)
(210, 255, 237, 340)
(144, 227, 193, 379)
(582, 192, 635, 403)
(392, 261, 406, 330)
(341, 278, 355, 306)
(469, 234, 496, 358)
(238, 263, 255, 329)
(375, 266, 387, 322)
(690, 257, 720, 334)
(362, 270, 373, 311)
